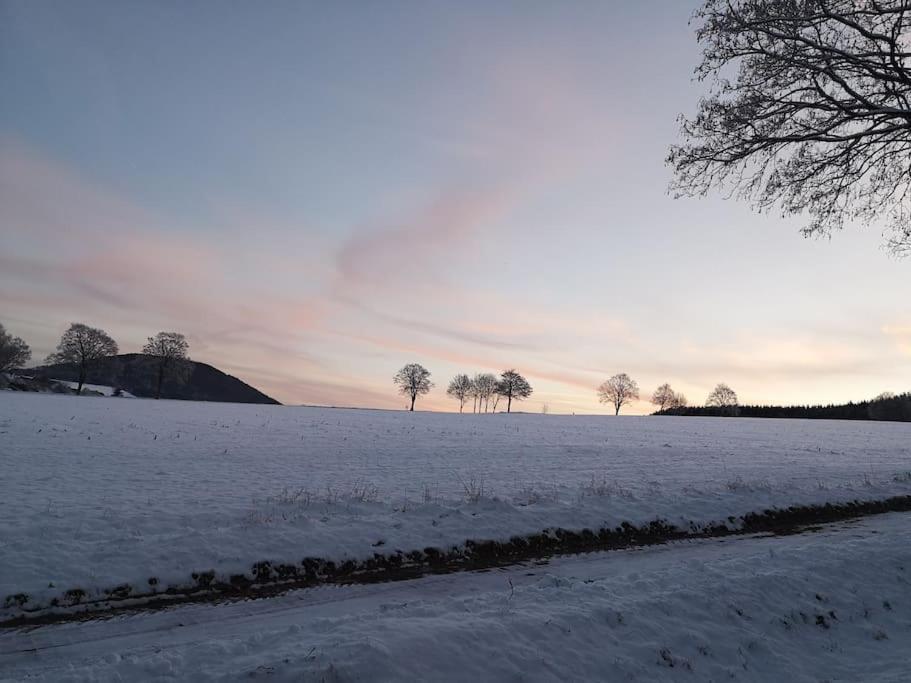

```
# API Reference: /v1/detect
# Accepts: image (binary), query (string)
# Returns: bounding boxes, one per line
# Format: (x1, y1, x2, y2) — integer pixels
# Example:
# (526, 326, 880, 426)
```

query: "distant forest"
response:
(656, 393, 911, 422)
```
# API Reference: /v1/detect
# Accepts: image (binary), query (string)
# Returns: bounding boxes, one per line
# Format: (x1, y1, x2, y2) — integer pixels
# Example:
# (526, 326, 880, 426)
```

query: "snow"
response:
(2, 391, 911, 618)
(3, 513, 911, 681)
(46, 380, 135, 398)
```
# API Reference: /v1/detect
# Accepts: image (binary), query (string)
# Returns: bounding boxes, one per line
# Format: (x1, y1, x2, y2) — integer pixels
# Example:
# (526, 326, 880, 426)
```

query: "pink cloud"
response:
(0, 142, 330, 395)
(335, 184, 515, 289)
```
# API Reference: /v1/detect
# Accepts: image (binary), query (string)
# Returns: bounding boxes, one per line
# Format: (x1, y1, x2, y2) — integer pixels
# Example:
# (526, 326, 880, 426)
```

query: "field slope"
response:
(29, 353, 279, 404)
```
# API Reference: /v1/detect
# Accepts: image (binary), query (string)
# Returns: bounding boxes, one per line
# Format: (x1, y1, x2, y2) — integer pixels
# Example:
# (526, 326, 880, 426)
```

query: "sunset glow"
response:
(2, 1, 909, 412)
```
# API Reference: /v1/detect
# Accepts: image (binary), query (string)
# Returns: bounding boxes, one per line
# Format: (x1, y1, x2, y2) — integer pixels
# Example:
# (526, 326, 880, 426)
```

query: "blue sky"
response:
(2, 0, 909, 411)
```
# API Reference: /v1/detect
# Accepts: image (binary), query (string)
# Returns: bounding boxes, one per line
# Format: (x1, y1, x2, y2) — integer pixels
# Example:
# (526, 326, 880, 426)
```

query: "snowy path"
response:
(3, 513, 910, 681)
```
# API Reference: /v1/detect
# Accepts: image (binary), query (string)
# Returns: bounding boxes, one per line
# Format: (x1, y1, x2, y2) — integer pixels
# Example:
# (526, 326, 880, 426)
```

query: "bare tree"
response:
(473, 373, 499, 413)
(651, 383, 677, 412)
(671, 392, 688, 410)
(0, 323, 31, 374)
(143, 332, 191, 400)
(394, 363, 433, 411)
(497, 369, 532, 413)
(598, 373, 640, 416)
(447, 373, 473, 413)
(706, 383, 739, 415)
(46, 323, 118, 394)
(669, 0, 911, 255)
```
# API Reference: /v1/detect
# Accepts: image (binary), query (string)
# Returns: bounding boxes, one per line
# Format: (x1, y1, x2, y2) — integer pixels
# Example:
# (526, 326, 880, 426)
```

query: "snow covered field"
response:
(2, 391, 911, 619)
(3, 513, 910, 681)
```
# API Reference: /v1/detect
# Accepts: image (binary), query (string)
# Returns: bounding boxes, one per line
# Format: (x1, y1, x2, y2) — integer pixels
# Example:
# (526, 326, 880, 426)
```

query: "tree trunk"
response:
(615, 404, 620, 416)
(410, 394, 415, 411)
(77, 366, 86, 395)
(507, 394, 512, 413)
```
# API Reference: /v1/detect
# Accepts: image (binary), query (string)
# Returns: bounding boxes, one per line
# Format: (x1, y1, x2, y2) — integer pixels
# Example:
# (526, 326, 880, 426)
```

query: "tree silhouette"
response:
(651, 383, 676, 412)
(473, 373, 499, 413)
(497, 369, 532, 413)
(669, 0, 911, 255)
(0, 323, 31, 373)
(143, 332, 191, 399)
(447, 373, 473, 413)
(706, 383, 739, 415)
(394, 363, 433, 411)
(598, 373, 640, 415)
(46, 323, 118, 394)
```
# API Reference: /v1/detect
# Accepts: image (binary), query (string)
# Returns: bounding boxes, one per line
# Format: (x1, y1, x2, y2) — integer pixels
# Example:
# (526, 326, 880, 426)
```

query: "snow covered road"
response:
(3, 512, 910, 681)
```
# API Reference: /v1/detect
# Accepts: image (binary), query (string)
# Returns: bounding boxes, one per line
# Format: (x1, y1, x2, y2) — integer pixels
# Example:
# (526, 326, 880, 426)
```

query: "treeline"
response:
(0, 321, 190, 398)
(595, 376, 740, 416)
(656, 392, 911, 422)
(393, 364, 532, 413)
(393, 363, 743, 416)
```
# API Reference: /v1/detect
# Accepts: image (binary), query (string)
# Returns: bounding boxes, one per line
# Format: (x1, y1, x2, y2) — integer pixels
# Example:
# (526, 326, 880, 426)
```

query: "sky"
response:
(2, 0, 910, 413)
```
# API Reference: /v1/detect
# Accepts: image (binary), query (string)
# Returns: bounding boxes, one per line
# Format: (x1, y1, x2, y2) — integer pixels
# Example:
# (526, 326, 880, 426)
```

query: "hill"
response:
(655, 392, 911, 422)
(30, 353, 280, 405)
